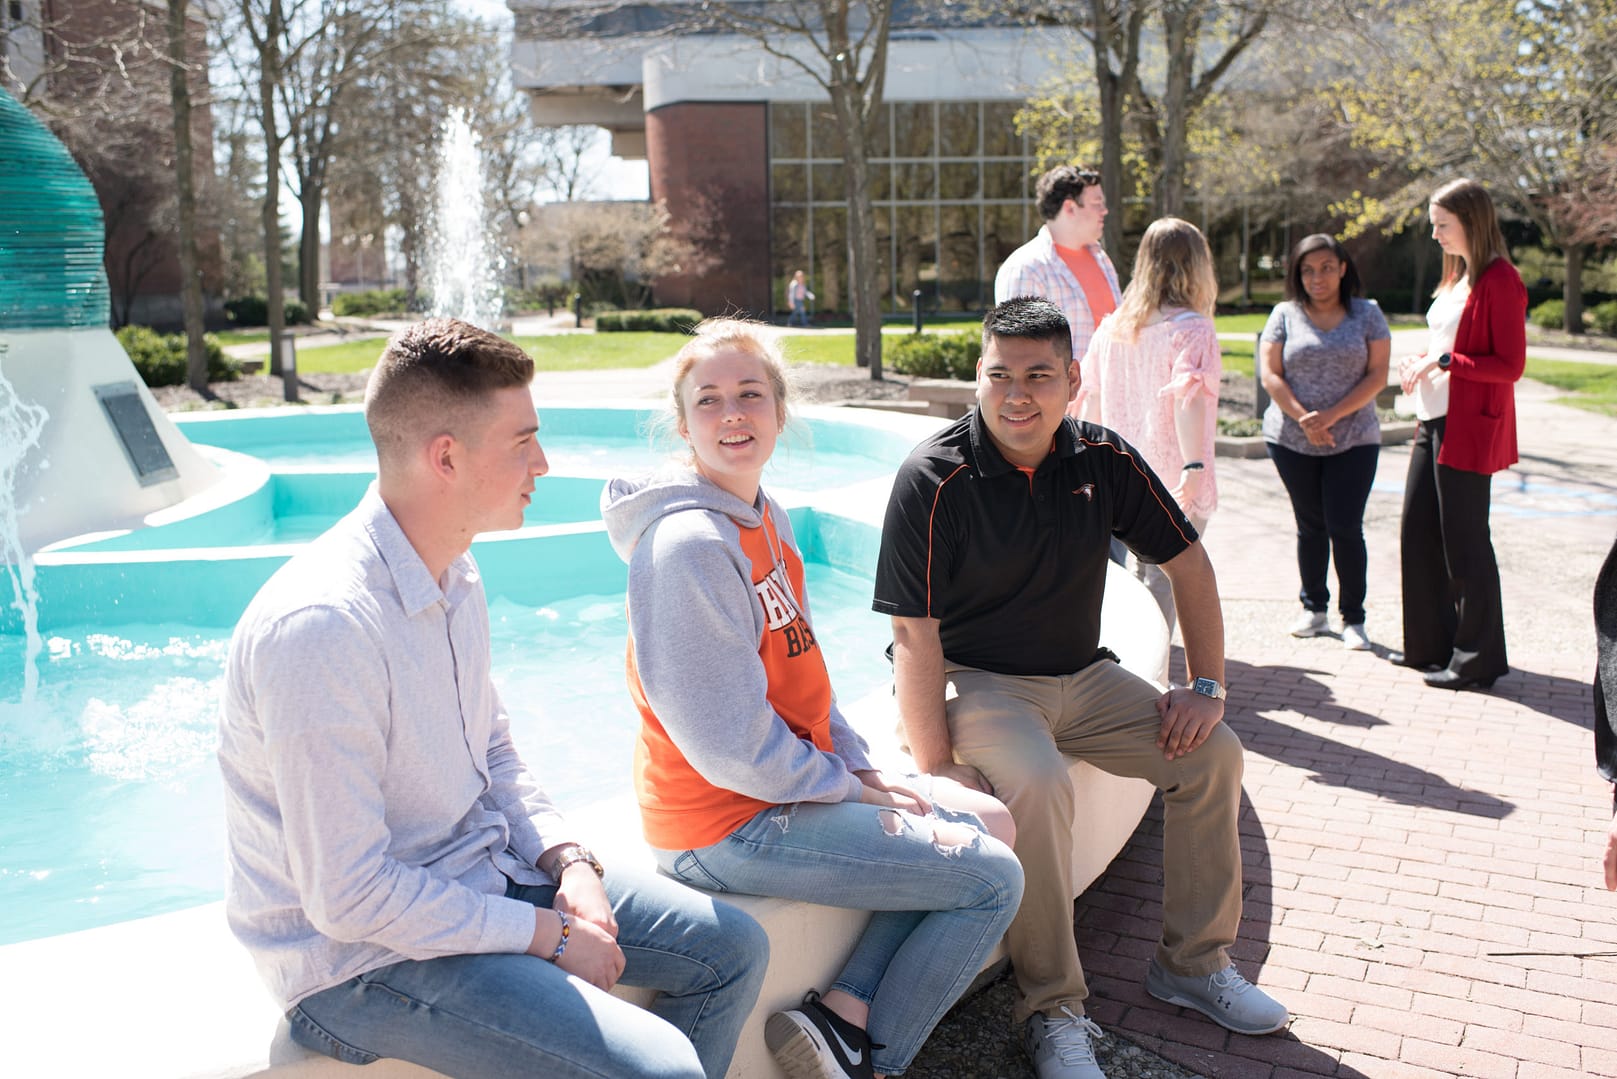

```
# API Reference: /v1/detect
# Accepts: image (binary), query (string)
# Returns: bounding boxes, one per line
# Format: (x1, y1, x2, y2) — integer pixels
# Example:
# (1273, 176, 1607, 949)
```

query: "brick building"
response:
(509, 2, 1064, 318)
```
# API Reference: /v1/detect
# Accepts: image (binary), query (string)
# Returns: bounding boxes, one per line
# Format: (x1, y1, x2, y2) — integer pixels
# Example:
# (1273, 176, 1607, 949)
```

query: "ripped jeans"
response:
(655, 799, 1023, 1075)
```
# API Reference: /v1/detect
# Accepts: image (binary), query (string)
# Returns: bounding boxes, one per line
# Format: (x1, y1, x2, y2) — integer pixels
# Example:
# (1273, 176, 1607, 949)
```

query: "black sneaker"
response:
(763, 990, 878, 1079)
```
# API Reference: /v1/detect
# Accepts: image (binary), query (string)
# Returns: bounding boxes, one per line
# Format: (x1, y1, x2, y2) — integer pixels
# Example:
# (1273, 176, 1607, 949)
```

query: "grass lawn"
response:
(1524, 357, 1617, 417)
(214, 330, 269, 347)
(291, 337, 390, 373)
(1220, 336, 1255, 379)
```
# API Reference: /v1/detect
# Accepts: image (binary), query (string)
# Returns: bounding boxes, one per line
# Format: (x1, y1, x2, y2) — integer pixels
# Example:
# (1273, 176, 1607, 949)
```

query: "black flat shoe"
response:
(1422, 669, 1498, 692)
(1387, 651, 1442, 672)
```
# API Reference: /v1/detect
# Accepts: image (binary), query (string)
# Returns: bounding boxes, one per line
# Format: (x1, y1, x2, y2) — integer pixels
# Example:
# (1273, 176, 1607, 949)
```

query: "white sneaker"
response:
(1022, 1006, 1106, 1079)
(1341, 623, 1372, 651)
(1289, 610, 1329, 638)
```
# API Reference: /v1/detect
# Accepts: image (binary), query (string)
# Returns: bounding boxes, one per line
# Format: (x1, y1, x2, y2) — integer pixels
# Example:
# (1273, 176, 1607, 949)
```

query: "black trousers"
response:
(1398, 416, 1509, 679)
(1267, 441, 1381, 626)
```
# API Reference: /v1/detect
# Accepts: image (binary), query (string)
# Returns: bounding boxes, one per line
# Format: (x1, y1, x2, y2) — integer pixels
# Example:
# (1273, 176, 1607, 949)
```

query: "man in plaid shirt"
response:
(994, 166, 1122, 365)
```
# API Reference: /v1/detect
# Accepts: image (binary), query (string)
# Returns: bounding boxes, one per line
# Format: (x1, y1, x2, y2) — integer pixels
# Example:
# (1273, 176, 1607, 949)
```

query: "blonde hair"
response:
(1111, 217, 1218, 341)
(1432, 178, 1512, 290)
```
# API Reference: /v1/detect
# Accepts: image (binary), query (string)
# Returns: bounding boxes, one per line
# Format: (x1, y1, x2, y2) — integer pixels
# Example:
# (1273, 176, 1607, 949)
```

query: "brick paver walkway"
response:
(1071, 380, 1617, 1078)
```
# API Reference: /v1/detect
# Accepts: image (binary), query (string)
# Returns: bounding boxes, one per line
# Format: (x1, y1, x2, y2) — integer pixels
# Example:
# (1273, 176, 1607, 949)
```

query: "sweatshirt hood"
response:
(601, 467, 765, 562)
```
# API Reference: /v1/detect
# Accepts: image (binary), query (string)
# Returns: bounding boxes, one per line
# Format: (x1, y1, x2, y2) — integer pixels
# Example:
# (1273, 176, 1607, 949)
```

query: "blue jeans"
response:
(656, 800, 1023, 1075)
(286, 866, 768, 1079)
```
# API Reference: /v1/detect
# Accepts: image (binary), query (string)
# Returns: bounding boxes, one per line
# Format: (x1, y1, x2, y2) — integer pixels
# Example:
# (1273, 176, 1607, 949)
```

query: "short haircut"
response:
(1284, 233, 1362, 309)
(1035, 165, 1102, 222)
(364, 317, 534, 464)
(1431, 178, 1512, 290)
(982, 297, 1073, 363)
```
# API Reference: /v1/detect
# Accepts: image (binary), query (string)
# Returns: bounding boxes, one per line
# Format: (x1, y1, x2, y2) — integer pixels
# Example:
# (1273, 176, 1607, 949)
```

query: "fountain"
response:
(423, 108, 506, 328)
(0, 90, 217, 692)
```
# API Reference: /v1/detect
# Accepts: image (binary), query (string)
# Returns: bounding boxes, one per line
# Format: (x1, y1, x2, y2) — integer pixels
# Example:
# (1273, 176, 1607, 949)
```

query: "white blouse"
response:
(1413, 280, 1469, 421)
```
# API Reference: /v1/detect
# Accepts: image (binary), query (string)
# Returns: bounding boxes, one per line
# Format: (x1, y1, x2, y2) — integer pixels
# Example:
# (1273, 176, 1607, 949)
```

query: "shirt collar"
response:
(356, 484, 477, 617)
(966, 408, 1082, 479)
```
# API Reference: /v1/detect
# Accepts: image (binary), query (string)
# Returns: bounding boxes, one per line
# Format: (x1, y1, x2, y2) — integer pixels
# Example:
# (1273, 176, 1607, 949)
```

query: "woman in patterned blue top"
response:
(1259, 234, 1391, 652)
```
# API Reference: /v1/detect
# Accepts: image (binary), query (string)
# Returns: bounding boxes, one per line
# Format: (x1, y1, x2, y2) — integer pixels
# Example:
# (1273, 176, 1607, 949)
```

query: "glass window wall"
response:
(768, 99, 1036, 315)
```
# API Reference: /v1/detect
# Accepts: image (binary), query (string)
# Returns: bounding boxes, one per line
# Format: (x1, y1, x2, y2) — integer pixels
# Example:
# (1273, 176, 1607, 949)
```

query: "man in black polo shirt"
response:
(873, 298, 1287, 1079)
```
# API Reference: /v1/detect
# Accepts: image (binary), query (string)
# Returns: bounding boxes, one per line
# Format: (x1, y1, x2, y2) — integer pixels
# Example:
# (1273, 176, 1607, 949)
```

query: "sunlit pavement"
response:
(1072, 376, 1617, 1078)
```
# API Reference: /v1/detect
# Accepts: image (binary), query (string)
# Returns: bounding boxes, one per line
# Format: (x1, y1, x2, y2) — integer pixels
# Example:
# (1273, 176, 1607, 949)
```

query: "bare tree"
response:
(688, 1, 896, 378)
(165, 0, 209, 390)
(1014, 0, 1275, 231)
(533, 1, 896, 377)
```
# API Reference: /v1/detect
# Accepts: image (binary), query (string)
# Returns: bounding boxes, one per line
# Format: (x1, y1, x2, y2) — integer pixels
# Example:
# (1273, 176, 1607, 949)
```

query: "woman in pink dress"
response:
(1072, 217, 1221, 633)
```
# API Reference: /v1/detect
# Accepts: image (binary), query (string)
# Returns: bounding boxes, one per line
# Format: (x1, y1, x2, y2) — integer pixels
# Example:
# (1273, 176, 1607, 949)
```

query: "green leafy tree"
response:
(1334, 0, 1617, 331)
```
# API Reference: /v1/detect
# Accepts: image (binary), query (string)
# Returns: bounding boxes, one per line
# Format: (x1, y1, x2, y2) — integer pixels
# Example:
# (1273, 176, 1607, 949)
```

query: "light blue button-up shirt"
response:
(220, 487, 570, 1010)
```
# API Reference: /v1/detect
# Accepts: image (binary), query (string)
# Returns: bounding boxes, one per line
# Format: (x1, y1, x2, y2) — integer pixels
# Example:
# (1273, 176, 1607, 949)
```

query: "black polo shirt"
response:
(873, 409, 1197, 677)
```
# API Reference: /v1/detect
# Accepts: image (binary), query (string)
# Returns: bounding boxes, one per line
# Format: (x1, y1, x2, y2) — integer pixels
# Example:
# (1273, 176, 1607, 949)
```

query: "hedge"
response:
(225, 295, 311, 327)
(116, 325, 239, 387)
(1529, 299, 1566, 330)
(331, 288, 408, 318)
(1592, 300, 1617, 337)
(885, 332, 981, 380)
(594, 308, 704, 333)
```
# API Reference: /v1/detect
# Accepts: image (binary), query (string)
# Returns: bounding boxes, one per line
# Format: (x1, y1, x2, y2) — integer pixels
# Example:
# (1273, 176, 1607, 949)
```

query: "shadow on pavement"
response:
(1075, 792, 1374, 1078)
(1222, 657, 1514, 819)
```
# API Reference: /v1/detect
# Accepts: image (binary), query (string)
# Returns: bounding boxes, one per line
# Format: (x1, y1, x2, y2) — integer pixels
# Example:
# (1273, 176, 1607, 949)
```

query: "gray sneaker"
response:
(1022, 1006, 1106, 1079)
(1145, 959, 1290, 1035)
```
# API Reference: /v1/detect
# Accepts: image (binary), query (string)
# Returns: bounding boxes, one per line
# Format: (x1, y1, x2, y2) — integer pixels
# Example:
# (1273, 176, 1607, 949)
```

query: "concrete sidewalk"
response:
(1066, 382, 1617, 1077)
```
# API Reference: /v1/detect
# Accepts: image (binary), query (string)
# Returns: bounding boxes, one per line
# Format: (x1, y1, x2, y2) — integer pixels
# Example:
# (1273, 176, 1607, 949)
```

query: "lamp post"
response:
(515, 209, 531, 294)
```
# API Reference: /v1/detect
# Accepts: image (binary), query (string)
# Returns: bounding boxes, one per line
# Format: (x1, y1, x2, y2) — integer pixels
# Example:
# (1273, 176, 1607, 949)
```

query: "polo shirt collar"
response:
(967, 407, 1082, 479)
(356, 484, 475, 617)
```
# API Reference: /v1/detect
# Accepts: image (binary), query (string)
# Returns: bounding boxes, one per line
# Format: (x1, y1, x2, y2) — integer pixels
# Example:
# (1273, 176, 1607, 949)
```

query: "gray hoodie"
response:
(601, 468, 873, 841)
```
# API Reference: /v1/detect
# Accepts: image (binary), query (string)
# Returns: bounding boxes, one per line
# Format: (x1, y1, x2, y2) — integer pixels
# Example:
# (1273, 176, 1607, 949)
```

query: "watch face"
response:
(1193, 677, 1223, 699)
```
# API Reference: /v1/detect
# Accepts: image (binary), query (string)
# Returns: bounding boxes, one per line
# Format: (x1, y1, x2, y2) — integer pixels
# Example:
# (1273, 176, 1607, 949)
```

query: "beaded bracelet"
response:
(549, 909, 571, 962)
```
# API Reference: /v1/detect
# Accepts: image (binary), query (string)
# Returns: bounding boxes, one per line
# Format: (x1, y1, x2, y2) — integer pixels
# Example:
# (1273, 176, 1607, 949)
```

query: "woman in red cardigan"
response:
(1391, 179, 1526, 690)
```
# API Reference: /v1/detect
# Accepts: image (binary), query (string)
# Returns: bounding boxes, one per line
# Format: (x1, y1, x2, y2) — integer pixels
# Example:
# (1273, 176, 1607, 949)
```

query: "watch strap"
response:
(550, 845, 605, 879)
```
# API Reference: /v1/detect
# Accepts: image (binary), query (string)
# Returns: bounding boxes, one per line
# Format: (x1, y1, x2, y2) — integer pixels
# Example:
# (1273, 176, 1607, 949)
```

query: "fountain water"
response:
(0, 342, 49, 700)
(423, 108, 506, 329)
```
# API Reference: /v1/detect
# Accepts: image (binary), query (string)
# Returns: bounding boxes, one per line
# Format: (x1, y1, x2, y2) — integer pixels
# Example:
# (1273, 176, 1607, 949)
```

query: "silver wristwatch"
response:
(1191, 676, 1227, 702)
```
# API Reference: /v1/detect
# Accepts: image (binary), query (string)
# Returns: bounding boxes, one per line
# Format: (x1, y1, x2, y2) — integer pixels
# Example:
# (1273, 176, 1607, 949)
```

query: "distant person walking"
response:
(994, 165, 1120, 365)
(1259, 235, 1391, 651)
(787, 270, 814, 327)
(1391, 179, 1526, 691)
(1073, 217, 1221, 635)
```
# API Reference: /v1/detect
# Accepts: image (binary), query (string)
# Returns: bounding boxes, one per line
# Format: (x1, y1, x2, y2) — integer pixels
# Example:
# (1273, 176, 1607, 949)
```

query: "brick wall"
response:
(645, 101, 770, 318)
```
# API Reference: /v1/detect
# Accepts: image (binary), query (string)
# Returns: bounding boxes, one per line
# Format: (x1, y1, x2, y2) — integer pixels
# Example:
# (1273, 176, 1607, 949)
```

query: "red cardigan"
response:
(1439, 257, 1527, 475)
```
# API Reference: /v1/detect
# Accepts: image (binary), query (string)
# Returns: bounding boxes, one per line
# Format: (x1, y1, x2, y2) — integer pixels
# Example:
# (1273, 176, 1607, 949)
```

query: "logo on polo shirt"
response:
(1072, 482, 1095, 501)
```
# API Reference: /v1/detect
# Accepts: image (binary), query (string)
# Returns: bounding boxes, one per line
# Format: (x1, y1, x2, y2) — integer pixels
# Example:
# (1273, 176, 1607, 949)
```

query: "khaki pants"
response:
(944, 658, 1244, 1021)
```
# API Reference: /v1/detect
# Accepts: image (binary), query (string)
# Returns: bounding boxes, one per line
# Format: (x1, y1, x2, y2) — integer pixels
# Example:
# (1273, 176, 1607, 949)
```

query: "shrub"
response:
(1591, 300, 1617, 336)
(331, 288, 409, 318)
(116, 325, 239, 387)
(886, 332, 981, 380)
(594, 308, 704, 333)
(1529, 298, 1566, 330)
(224, 295, 311, 327)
